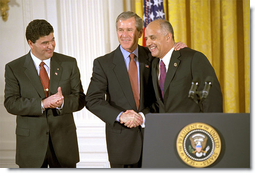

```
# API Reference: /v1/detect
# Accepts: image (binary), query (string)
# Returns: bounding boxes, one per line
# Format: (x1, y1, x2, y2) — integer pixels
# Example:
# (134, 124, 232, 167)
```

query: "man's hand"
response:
(119, 110, 143, 128)
(42, 87, 64, 109)
(174, 42, 187, 50)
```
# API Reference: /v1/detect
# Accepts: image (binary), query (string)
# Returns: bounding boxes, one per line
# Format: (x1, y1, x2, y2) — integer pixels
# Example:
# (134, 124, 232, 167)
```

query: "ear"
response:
(166, 33, 172, 42)
(27, 40, 34, 49)
(138, 29, 143, 38)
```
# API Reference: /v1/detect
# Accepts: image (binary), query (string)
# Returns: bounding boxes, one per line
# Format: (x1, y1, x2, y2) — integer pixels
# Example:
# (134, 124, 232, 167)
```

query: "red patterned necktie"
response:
(159, 60, 166, 99)
(128, 53, 139, 110)
(39, 62, 49, 97)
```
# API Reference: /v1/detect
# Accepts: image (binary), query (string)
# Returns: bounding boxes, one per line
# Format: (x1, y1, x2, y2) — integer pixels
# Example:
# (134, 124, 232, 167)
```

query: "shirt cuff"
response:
(116, 111, 123, 122)
(41, 101, 45, 113)
(139, 112, 145, 128)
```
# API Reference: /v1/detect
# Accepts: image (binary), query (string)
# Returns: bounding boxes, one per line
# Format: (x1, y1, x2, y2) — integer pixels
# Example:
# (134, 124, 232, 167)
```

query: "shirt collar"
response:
(30, 51, 51, 68)
(160, 47, 174, 72)
(120, 45, 139, 60)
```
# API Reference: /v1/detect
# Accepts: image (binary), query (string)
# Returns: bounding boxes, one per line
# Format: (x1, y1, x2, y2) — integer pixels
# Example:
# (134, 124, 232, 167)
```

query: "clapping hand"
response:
(42, 87, 64, 109)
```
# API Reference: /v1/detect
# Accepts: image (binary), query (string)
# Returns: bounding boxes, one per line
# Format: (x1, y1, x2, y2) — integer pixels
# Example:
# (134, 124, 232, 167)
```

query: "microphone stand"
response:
(189, 91, 204, 112)
(188, 80, 212, 112)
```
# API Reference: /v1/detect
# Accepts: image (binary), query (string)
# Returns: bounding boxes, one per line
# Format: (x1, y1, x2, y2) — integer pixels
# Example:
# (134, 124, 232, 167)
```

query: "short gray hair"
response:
(156, 19, 175, 41)
(116, 11, 143, 32)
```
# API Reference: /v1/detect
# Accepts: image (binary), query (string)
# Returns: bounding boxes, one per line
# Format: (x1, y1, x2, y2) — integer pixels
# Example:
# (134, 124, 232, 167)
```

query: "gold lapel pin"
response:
(174, 63, 178, 67)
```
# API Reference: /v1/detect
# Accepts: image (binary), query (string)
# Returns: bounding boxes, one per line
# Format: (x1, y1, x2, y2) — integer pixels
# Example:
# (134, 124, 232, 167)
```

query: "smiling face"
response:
(117, 17, 143, 53)
(28, 32, 55, 60)
(145, 20, 174, 59)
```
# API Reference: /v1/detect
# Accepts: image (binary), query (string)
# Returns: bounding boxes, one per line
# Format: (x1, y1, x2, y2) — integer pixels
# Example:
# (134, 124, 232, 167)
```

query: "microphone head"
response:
(192, 77, 200, 85)
(202, 76, 213, 99)
(188, 77, 199, 98)
(204, 76, 213, 86)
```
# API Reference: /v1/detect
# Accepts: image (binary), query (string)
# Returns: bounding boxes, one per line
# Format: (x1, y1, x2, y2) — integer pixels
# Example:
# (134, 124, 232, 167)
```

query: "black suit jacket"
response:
(86, 45, 156, 165)
(152, 47, 223, 113)
(4, 52, 85, 168)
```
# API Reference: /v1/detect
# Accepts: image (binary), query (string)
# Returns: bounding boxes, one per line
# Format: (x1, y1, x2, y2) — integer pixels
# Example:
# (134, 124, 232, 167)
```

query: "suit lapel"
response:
(49, 53, 62, 95)
(164, 51, 181, 93)
(152, 58, 164, 106)
(112, 46, 137, 110)
(23, 53, 45, 98)
(138, 46, 151, 110)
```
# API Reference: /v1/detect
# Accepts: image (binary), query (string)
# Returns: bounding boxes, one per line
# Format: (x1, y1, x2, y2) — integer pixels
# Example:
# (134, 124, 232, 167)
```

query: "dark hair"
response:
(25, 19, 54, 43)
(116, 11, 143, 32)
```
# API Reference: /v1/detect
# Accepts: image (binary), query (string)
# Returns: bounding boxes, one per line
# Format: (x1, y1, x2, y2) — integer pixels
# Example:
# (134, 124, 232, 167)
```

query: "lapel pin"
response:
(55, 72, 58, 75)
(174, 63, 178, 67)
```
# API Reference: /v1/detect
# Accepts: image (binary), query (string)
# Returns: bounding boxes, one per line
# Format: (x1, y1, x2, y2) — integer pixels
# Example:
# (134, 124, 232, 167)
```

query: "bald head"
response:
(148, 19, 175, 40)
(145, 19, 175, 59)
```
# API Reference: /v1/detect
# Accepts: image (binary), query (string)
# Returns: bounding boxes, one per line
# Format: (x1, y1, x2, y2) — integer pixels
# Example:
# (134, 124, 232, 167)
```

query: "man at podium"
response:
(144, 19, 223, 113)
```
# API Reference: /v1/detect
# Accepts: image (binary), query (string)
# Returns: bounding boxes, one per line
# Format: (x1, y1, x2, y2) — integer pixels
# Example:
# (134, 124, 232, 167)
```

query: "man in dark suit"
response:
(145, 19, 223, 113)
(86, 12, 186, 168)
(4, 19, 85, 168)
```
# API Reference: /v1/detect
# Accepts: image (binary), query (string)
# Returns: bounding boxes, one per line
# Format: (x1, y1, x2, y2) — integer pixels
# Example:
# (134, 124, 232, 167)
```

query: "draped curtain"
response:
(135, 0, 250, 113)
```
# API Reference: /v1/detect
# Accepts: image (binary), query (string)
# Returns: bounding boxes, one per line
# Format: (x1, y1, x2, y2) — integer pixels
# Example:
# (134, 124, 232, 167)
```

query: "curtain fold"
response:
(135, 0, 250, 113)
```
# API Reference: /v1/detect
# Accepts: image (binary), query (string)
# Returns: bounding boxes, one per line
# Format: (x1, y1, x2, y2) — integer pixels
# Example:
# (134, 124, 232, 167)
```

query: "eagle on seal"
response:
(189, 133, 210, 157)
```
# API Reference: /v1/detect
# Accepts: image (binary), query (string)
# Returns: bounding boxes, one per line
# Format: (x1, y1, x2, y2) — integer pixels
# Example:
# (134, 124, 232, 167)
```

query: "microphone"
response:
(201, 76, 213, 99)
(188, 77, 199, 99)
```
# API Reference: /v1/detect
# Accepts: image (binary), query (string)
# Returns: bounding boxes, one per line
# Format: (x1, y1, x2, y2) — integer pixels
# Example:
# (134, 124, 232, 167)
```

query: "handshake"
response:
(119, 110, 143, 128)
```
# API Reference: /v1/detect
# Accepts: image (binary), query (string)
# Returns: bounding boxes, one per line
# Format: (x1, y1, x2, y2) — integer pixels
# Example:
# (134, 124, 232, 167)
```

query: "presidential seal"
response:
(176, 122, 221, 168)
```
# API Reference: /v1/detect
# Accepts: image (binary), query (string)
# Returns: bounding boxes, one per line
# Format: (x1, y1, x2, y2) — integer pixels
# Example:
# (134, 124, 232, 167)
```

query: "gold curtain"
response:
(135, 0, 250, 113)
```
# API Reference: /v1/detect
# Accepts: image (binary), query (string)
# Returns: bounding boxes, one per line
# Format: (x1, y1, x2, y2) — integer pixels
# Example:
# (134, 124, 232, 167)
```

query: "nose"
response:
(48, 41, 55, 49)
(146, 38, 151, 47)
(121, 30, 128, 37)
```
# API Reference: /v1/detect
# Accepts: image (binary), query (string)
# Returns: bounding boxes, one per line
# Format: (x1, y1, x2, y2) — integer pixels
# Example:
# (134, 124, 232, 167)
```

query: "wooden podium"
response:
(142, 113, 250, 168)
